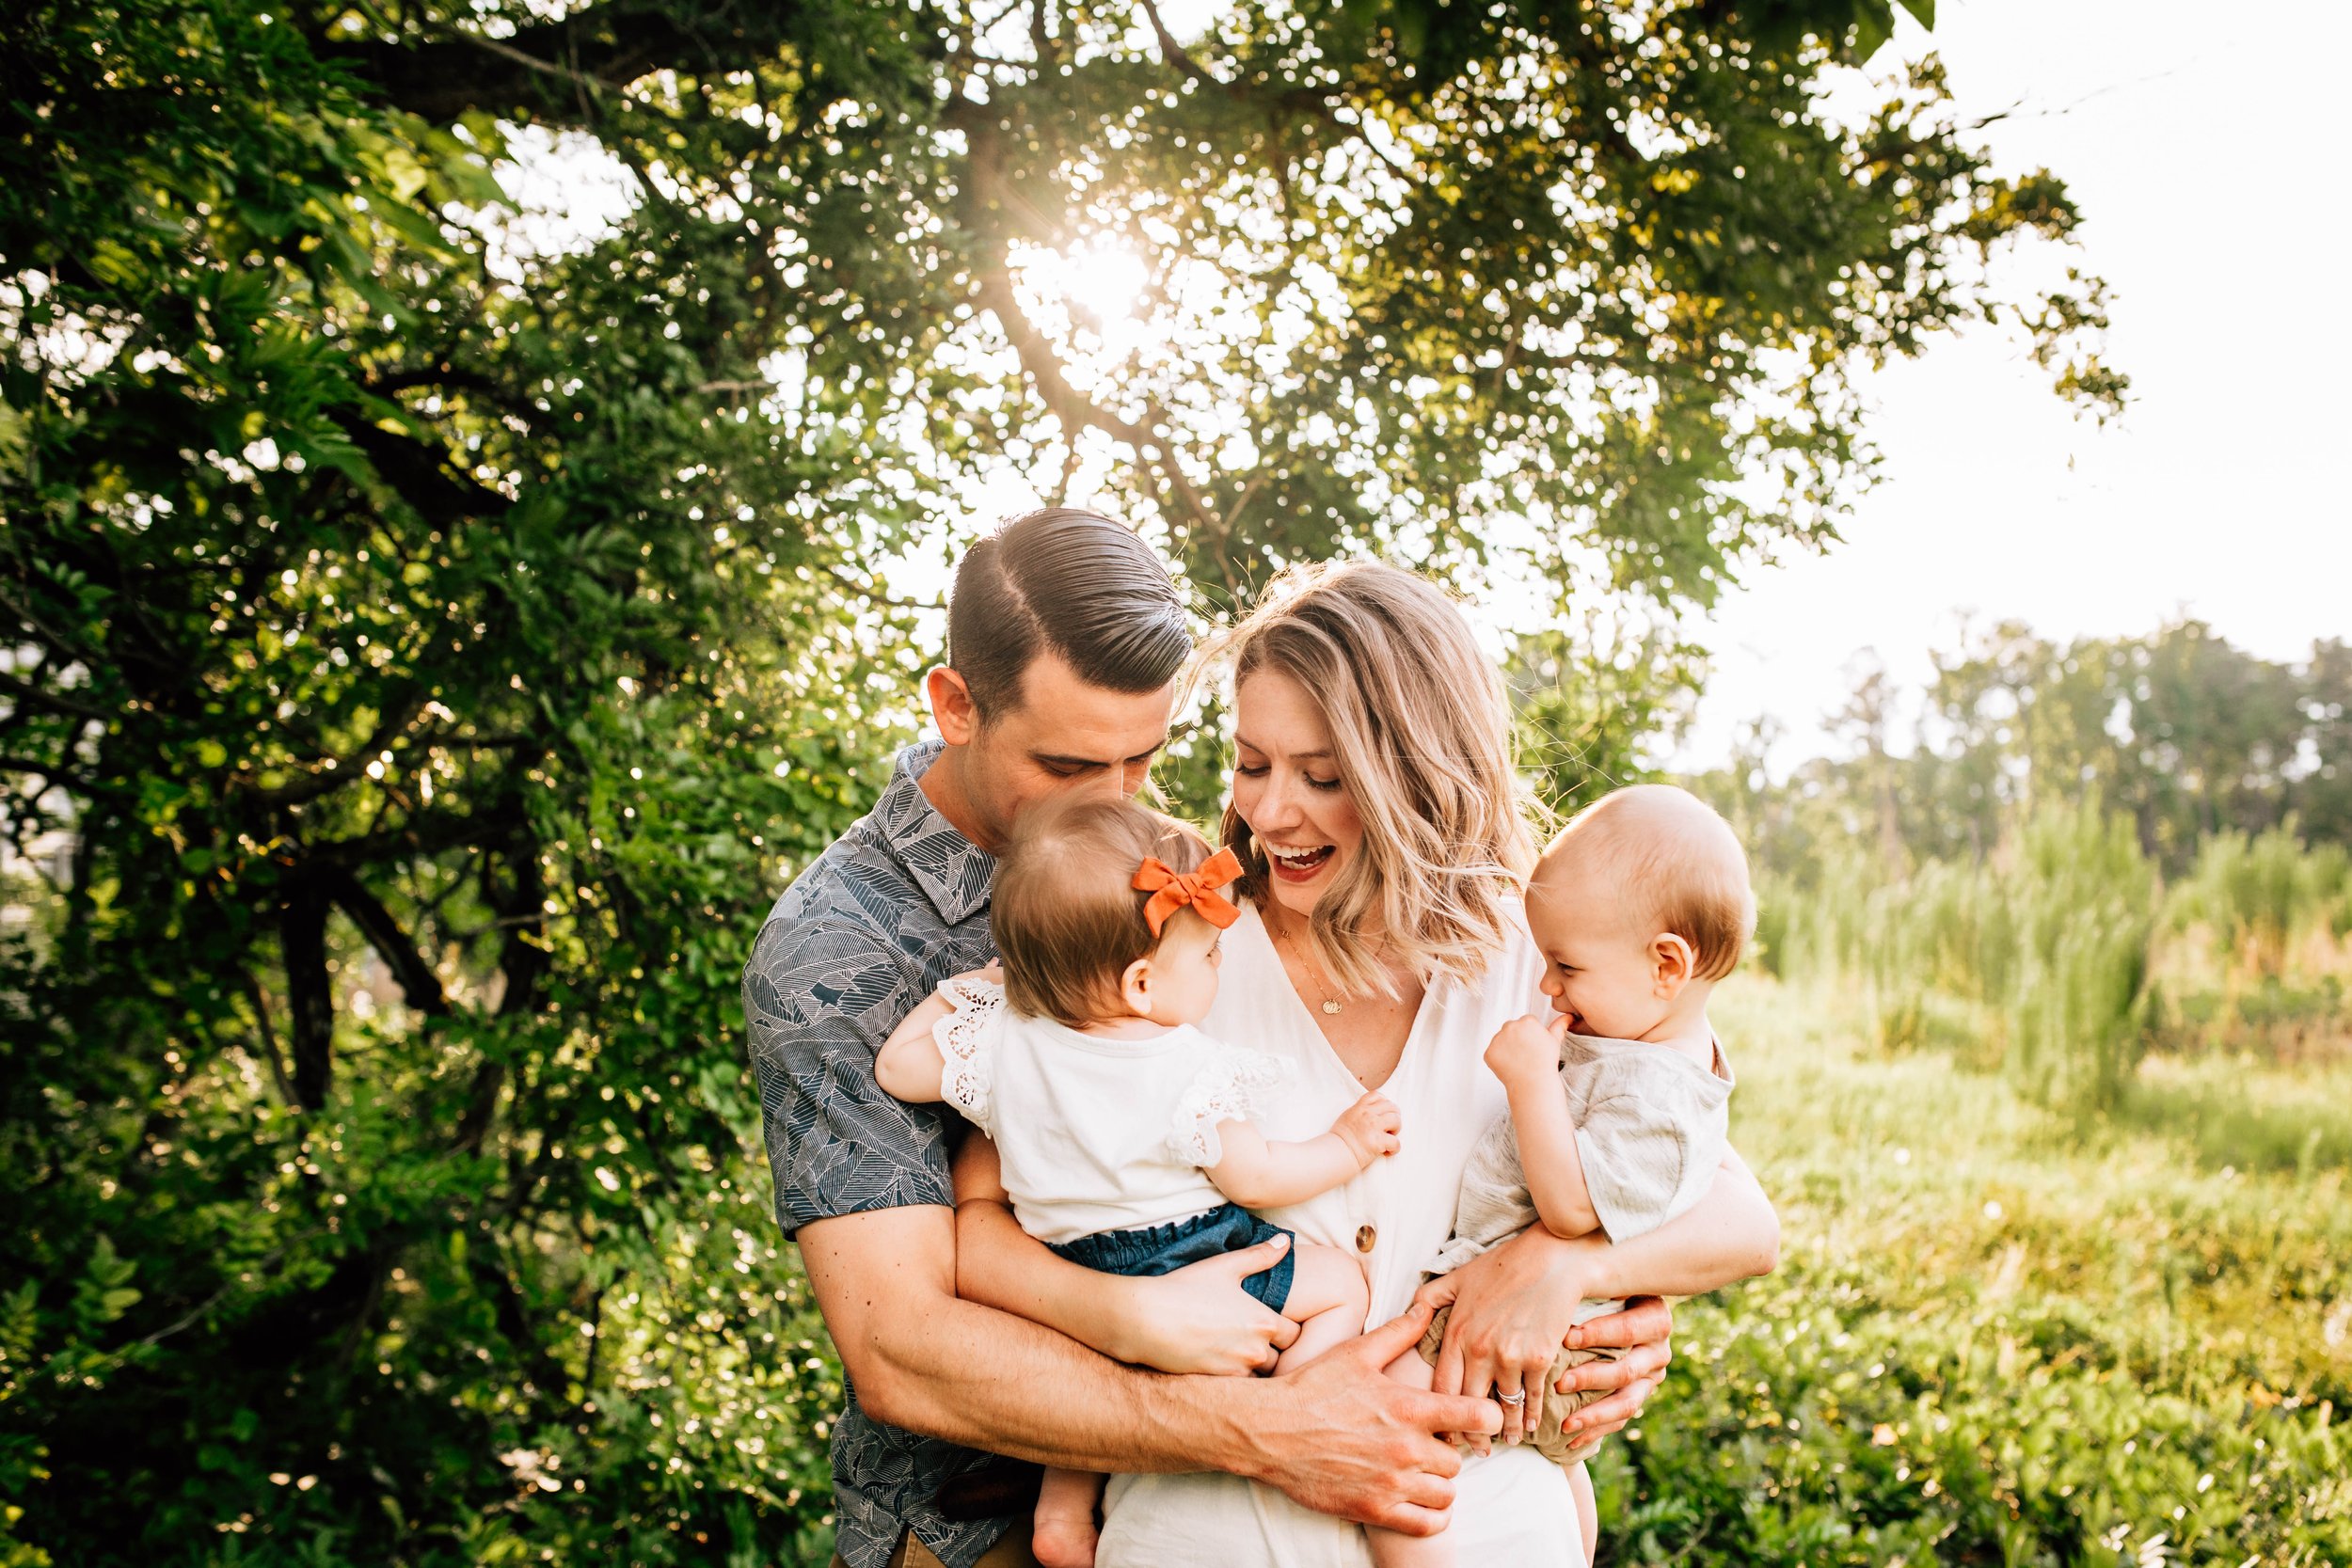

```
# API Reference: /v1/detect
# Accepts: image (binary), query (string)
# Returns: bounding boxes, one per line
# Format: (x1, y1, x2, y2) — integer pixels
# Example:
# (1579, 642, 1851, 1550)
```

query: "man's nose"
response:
(1114, 761, 1152, 799)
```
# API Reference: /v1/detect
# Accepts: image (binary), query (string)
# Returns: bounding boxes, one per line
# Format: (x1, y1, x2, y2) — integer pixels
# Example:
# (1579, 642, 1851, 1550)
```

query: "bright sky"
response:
(1670, 0, 2352, 773)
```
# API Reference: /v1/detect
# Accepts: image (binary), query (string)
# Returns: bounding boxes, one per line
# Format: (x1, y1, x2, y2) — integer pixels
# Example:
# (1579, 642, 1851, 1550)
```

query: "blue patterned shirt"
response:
(742, 740, 1013, 1568)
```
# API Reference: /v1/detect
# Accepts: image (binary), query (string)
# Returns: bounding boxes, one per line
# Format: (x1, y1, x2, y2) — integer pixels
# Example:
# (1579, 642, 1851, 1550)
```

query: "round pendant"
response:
(1321, 1000, 1342, 1015)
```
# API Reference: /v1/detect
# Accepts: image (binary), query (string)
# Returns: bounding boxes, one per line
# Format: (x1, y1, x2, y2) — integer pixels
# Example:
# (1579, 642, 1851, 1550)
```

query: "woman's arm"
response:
(1415, 1146, 1778, 1445)
(950, 1131, 1302, 1375)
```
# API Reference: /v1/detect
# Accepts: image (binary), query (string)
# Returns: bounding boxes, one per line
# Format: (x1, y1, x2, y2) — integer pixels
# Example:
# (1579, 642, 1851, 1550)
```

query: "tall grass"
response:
(1784, 802, 2156, 1111)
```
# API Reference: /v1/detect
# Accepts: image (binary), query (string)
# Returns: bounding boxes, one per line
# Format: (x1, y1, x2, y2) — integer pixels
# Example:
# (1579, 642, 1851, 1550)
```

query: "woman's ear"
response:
(1651, 933, 1695, 998)
(1120, 956, 1155, 1018)
(928, 665, 981, 747)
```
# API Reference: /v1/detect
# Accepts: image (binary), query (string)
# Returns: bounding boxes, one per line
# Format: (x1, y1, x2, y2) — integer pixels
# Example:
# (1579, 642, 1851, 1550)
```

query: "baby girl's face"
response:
(1526, 853, 1672, 1041)
(1138, 907, 1225, 1025)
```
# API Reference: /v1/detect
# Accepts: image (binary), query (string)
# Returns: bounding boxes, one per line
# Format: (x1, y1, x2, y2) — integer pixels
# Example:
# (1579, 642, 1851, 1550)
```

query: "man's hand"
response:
(1112, 1236, 1300, 1374)
(1554, 1296, 1674, 1443)
(1484, 1012, 1567, 1086)
(1414, 1227, 1674, 1453)
(1331, 1091, 1402, 1168)
(1248, 1303, 1501, 1536)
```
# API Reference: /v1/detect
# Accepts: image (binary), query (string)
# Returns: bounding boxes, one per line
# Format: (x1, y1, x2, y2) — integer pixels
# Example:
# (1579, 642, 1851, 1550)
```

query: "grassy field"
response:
(1590, 977, 2352, 1568)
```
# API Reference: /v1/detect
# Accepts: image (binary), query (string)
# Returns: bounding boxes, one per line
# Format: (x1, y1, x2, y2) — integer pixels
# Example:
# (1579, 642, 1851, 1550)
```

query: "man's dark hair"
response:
(946, 507, 1192, 716)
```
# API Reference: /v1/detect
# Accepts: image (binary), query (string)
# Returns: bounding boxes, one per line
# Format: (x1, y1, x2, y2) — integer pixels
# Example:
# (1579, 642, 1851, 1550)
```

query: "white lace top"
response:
(933, 979, 1284, 1247)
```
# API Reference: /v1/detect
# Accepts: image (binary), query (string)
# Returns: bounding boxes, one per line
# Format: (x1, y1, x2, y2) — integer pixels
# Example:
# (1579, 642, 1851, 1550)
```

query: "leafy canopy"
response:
(0, 0, 2110, 1560)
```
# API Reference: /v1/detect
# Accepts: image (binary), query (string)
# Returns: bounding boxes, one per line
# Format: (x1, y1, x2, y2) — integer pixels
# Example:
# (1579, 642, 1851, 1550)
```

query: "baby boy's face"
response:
(1525, 853, 1671, 1041)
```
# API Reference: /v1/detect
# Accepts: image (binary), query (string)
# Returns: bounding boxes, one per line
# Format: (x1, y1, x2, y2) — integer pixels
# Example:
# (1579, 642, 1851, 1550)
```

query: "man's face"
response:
(927, 649, 1178, 851)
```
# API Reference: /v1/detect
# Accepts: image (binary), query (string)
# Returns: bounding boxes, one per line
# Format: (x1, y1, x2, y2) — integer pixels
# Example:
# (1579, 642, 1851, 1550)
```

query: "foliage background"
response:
(14, 1, 2333, 1566)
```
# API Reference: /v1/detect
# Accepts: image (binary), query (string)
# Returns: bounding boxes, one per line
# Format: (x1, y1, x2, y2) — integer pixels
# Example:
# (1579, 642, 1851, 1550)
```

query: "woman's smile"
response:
(1265, 843, 1336, 882)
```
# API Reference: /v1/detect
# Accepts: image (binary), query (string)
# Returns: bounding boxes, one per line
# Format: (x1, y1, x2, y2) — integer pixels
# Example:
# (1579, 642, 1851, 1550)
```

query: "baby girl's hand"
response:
(1485, 1012, 1567, 1084)
(1332, 1091, 1402, 1167)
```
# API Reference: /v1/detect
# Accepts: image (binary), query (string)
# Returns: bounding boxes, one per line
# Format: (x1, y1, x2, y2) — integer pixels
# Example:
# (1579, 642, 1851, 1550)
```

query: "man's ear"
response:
(1652, 933, 1695, 999)
(1120, 956, 1154, 1018)
(928, 666, 982, 747)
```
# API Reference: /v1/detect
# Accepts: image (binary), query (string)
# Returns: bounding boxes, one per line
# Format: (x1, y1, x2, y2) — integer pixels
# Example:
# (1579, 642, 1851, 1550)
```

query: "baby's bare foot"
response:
(1032, 1510, 1099, 1568)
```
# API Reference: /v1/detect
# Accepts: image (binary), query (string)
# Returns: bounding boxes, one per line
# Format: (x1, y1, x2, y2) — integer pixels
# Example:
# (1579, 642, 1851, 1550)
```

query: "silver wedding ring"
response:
(1496, 1389, 1527, 1407)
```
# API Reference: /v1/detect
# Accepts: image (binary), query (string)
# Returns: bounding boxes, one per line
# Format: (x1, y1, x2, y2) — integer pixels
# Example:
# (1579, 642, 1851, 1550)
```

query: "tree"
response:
(1, 0, 2115, 1560)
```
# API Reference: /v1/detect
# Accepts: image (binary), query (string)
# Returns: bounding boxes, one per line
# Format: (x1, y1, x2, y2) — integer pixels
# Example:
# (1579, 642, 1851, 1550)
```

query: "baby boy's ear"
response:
(1652, 932, 1698, 992)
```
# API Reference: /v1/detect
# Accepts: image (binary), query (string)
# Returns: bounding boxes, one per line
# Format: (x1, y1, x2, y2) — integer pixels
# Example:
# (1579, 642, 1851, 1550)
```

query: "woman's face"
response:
(1230, 668, 1365, 924)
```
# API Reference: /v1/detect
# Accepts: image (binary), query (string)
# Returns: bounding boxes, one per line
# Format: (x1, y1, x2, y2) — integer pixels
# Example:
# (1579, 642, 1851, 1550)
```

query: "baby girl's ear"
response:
(1120, 955, 1156, 1017)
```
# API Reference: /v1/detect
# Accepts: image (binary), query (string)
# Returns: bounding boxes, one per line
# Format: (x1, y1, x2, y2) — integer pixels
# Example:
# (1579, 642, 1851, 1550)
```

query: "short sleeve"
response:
(1572, 1060, 1729, 1243)
(933, 975, 1007, 1135)
(741, 916, 956, 1237)
(1168, 1043, 1288, 1167)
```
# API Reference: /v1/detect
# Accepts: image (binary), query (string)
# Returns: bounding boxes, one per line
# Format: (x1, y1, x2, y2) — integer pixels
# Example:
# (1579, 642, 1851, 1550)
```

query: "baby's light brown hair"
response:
(993, 794, 1216, 1027)
(1538, 784, 1756, 981)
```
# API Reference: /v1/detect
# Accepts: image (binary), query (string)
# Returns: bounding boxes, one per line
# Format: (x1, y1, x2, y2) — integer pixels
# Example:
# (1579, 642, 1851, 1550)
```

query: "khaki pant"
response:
(832, 1527, 1043, 1568)
(1418, 1302, 1616, 1468)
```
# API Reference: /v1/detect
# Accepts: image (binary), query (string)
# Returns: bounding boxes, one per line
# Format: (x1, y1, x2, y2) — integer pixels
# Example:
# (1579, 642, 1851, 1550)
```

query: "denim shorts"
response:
(1045, 1202, 1295, 1313)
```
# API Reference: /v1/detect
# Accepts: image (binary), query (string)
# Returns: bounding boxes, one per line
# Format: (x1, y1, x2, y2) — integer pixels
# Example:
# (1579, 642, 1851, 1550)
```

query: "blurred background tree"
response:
(1, 0, 2120, 1560)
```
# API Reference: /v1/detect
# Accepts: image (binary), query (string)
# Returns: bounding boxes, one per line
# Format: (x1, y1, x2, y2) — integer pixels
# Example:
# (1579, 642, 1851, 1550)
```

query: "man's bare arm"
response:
(799, 1203, 1499, 1536)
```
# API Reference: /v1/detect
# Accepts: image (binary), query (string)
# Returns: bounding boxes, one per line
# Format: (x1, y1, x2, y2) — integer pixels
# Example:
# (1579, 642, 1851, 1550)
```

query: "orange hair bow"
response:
(1133, 847, 1245, 938)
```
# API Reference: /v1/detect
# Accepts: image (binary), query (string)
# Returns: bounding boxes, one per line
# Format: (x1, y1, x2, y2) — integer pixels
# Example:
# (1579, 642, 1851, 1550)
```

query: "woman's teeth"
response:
(1268, 845, 1334, 871)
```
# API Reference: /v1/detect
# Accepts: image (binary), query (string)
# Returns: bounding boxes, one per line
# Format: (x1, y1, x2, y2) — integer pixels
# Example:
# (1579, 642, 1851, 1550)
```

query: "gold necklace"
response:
(1273, 921, 1343, 1015)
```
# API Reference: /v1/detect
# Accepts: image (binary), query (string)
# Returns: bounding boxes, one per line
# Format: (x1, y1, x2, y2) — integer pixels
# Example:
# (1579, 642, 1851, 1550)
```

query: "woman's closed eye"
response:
(1232, 760, 1342, 792)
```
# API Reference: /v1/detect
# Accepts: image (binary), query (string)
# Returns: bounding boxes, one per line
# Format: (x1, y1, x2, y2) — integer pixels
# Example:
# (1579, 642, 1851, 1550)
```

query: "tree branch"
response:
(325, 0, 816, 124)
(324, 868, 451, 1019)
(278, 877, 335, 1112)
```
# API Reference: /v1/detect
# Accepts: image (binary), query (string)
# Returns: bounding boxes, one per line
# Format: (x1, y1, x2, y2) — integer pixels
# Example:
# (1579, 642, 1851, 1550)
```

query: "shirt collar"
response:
(874, 738, 995, 927)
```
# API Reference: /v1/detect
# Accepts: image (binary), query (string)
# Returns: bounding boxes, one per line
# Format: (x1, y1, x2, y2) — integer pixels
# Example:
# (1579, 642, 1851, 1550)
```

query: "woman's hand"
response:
(1413, 1227, 1674, 1451)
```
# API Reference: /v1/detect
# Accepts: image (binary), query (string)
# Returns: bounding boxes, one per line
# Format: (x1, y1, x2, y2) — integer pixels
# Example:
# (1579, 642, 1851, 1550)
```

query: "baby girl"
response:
(1377, 784, 1749, 1568)
(874, 792, 1400, 1568)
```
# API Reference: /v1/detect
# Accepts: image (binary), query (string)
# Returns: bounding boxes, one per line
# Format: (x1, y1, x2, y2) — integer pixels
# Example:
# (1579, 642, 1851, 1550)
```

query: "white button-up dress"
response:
(1096, 899, 1584, 1568)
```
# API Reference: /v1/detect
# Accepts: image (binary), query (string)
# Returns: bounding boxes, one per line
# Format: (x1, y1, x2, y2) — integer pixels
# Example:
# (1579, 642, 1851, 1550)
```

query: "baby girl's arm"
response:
(874, 964, 1001, 1102)
(874, 991, 954, 1101)
(1208, 1091, 1400, 1210)
(1486, 1014, 1600, 1239)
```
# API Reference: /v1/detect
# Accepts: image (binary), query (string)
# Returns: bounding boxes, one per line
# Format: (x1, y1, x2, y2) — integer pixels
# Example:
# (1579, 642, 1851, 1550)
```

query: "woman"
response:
(956, 561, 1778, 1567)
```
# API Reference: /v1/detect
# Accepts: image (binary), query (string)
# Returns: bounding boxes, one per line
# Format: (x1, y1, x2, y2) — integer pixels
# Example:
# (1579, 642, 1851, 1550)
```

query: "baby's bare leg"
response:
(1270, 1240, 1370, 1375)
(1033, 1465, 1104, 1568)
(1364, 1346, 1454, 1568)
(1569, 1460, 1597, 1568)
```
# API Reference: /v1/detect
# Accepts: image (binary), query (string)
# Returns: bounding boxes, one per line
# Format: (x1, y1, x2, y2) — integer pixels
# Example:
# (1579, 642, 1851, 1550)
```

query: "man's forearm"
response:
(803, 1205, 1267, 1478)
(1575, 1148, 1778, 1302)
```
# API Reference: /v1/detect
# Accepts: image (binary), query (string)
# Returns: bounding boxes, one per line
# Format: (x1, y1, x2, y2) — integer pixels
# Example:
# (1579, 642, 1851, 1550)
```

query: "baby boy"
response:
(1374, 784, 1752, 1568)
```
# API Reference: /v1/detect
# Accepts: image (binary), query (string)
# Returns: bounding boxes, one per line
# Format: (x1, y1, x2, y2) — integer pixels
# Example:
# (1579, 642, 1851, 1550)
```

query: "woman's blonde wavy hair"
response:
(1216, 560, 1537, 997)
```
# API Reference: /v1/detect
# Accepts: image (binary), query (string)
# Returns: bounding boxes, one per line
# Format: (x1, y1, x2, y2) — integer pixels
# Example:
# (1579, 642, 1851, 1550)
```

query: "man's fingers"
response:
(1565, 1293, 1672, 1350)
(1344, 1300, 1437, 1369)
(1368, 1502, 1455, 1540)
(1555, 1338, 1668, 1393)
(1413, 1389, 1499, 1442)
(1560, 1374, 1656, 1436)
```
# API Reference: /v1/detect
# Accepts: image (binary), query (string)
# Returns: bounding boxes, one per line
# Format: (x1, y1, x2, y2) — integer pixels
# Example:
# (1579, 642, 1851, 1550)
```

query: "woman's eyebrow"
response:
(1232, 734, 1332, 761)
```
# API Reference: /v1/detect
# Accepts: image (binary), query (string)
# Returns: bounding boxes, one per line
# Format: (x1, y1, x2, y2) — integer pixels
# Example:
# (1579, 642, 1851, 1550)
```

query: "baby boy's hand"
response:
(1486, 1012, 1568, 1084)
(1331, 1091, 1402, 1167)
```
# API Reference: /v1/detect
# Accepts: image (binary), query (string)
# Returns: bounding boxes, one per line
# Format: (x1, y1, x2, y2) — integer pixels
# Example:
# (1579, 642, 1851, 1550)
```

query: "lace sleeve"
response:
(933, 976, 1007, 1134)
(1168, 1044, 1289, 1167)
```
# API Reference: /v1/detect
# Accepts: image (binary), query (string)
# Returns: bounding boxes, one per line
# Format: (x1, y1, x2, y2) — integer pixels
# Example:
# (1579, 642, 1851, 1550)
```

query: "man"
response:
(743, 509, 1741, 1568)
